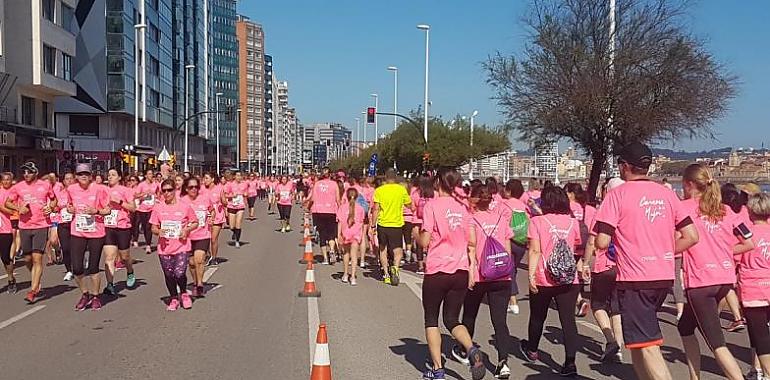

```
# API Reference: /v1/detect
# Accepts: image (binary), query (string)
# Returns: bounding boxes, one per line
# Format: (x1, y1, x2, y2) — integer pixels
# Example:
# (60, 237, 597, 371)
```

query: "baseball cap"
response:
(20, 161, 39, 174)
(75, 163, 92, 175)
(617, 142, 653, 169)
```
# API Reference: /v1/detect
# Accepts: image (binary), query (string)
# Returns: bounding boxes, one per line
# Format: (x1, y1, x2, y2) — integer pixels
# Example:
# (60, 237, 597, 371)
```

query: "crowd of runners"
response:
(4, 140, 770, 380)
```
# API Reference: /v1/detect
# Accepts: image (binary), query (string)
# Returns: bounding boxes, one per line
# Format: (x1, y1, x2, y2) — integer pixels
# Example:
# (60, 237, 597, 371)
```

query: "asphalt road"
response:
(0, 202, 756, 379)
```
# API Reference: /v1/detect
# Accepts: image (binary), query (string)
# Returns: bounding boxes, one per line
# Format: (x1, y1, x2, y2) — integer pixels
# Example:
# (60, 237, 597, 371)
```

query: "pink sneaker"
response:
(180, 292, 193, 309)
(166, 298, 180, 311)
(115, 258, 125, 270)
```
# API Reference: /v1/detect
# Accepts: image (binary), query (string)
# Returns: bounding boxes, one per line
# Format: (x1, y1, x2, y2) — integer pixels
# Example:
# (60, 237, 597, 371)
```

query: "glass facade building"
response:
(209, 0, 239, 166)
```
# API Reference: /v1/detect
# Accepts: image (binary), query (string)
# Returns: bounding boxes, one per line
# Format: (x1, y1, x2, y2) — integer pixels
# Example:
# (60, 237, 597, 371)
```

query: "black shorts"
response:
(617, 284, 671, 349)
(678, 284, 732, 350)
(312, 213, 337, 244)
(378, 226, 403, 254)
(105, 227, 131, 250)
(20, 228, 49, 254)
(402, 222, 414, 246)
(590, 267, 619, 314)
(278, 204, 292, 221)
(0, 233, 12, 266)
(11, 219, 18, 230)
(247, 196, 257, 208)
(227, 208, 245, 215)
(191, 239, 211, 253)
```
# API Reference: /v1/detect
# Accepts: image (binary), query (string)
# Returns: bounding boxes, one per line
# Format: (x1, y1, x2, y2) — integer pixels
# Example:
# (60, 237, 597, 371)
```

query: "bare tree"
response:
(485, 0, 737, 199)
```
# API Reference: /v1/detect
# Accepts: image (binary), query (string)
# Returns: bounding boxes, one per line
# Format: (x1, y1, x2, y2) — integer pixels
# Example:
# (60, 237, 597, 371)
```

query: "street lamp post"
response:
(183, 64, 195, 173)
(387, 66, 398, 131)
(469, 110, 478, 180)
(237, 108, 242, 172)
(355, 117, 360, 156)
(133, 23, 146, 172)
(417, 24, 430, 144)
(360, 111, 366, 145)
(215, 92, 223, 174)
(370, 93, 378, 146)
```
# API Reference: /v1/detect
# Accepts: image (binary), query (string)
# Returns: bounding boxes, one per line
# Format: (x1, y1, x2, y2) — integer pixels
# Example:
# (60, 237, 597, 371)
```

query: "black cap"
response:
(20, 161, 39, 174)
(618, 142, 653, 169)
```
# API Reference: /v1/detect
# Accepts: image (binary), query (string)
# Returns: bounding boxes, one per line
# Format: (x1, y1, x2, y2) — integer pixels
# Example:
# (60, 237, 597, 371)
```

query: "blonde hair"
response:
(683, 163, 725, 222)
(747, 193, 770, 221)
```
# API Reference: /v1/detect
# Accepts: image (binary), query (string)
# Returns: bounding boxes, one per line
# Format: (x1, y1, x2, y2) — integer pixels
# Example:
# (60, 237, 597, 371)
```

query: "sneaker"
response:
(132, 241, 139, 248)
(25, 290, 39, 304)
(518, 340, 539, 362)
(390, 266, 400, 286)
(115, 259, 126, 270)
(180, 293, 193, 309)
(234, 241, 241, 249)
(341, 274, 349, 283)
(206, 256, 214, 266)
(90, 295, 102, 310)
(145, 246, 152, 255)
(14, 250, 23, 260)
(126, 273, 136, 289)
(494, 360, 511, 379)
(191, 286, 200, 298)
(285, 226, 291, 232)
(560, 362, 577, 377)
(103, 282, 116, 296)
(383, 277, 392, 285)
(746, 368, 765, 380)
(279, 227, 286, 233)
(63, 271, 74, 281)
(508, 304, 520, 315)
(75, 293, 91, 311)
(166, 298, 180, 311)
(726, 318, 746, 332)
(7, 281, 17, 294)
(600, 342, 621, 362)
(323, 259, 330, 265)
(423, 368, 446, 380)
(360, 259, 366, 269)
(467, 345, 486, 380)
(451, 345, 470, 365)
(576, 299, 590, 317)
(416, 269, 425, 275)
(196, 285, 205, 297)
(350, 277, 357, 286)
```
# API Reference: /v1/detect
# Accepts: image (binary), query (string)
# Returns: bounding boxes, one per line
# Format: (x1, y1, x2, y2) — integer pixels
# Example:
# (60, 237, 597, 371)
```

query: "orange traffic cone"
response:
(298, 262, 321, 297)
(299, 239, 316, 264)
(310, 324, 332, 380)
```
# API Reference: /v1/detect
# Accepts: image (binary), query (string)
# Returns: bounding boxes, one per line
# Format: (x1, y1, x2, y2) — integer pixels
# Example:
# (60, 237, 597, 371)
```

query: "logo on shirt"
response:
(318, 183, 328, 193)
(480, 222, 499, 236)
(700, 216, 724, 234)
(445, 209, 463, 231)
(758, 238, 770, 261)
(639, 197, 666, 223)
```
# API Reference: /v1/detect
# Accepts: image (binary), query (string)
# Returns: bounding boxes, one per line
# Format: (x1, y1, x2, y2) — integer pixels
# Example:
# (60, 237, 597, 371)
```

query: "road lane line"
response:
(0, 271, 16, 281)
(0, 305, 46, 330)
(203, 267, 218, 282)
(307, 297, 320, 369)
(577, 320, 604, 335)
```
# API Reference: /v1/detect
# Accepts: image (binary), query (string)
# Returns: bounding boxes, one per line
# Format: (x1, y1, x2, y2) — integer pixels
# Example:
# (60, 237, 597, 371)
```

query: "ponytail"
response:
(346, 188, 358, 228)
(683, 163, 725, 222)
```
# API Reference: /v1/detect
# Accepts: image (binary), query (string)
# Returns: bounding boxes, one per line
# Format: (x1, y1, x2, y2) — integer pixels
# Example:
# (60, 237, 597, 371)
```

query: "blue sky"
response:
(239, 0, 770, 152)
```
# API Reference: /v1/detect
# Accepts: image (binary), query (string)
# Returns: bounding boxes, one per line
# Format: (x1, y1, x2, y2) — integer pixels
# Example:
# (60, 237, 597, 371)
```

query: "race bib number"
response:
(195, 210, 207, 227)
(142, 194, 155, 206)
(232, 195, 244, 206)
(104, 210, 119, 227)
(60, 208, 73, 223)
(161, 220, 182, 239)
(75, 214, 96, 233)
(280, 191, 291, 201)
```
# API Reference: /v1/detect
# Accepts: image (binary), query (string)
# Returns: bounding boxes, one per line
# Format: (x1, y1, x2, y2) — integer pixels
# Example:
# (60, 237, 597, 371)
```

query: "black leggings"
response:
(528, 284, 580, 364)
(510, 242, 526, 296)
(462, 280, 512, 361)
(133, 211, 152, 246)
(130, 212, 138, 242)
(70, 236, 105, 276)
(746, 306, 770, 356)
(0, 233, 12, 266)
(422, 270, 468, 331)
(58, 223, 72, 272)
(678, 284, 732, 350)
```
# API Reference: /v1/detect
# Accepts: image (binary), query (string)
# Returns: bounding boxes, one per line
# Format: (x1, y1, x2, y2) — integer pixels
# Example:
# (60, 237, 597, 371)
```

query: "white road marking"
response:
(0, 305, 46, 330)
(206, 284, 223, 293)
(0, 272, 16, 281)
(307, 296, 320, 369)
(203, 267, 218, 283)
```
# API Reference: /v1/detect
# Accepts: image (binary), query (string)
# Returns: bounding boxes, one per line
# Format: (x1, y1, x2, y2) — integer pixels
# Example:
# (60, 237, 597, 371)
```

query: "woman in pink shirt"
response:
(418, 168, 486, 380)
(181, 177, 212, 298)
(150, 179, 199, 311)
(247, 173, 259, 220)
(307, 172, 341, 265)
(565, 183, 594, 317)
(276, 176, 296, 233)
(53, 172, 75, 282)
(102, 168, 138, 296)
(224, 172, 249, 248)
(0, 172, 17, 293)
(173, 174, 184, 199)
(410, 175, 433, 275)
(336, 187, 365, 286)
(67, 163, 111, 311)
(359, 176, 376, 267)
(522, 185, 582, 377)
(266, 175, 278, 215)
(134, 169, 159, 254)
(679, 164, 751, 380)
(201, 173, 225, 266)
(501, 179, 529, 315)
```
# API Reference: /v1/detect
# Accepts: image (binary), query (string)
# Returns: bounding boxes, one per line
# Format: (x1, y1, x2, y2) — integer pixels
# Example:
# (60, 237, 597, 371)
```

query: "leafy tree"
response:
(485, 0, 737, 200)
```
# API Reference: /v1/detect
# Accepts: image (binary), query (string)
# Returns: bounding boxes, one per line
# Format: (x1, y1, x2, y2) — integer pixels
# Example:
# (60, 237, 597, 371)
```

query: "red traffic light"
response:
(367, 107, 376, 124)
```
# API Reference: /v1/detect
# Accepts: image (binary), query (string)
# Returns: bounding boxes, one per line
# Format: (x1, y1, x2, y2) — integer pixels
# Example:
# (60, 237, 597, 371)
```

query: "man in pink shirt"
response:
(5, 162, 57, 303)
(594, 142, 699, 380)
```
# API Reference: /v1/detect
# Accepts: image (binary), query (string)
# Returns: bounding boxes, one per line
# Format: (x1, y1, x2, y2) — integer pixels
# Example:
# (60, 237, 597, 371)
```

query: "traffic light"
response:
(367, 107, 376, 124)
(147, 157, 157, 167)
(422, 152, 431, 167)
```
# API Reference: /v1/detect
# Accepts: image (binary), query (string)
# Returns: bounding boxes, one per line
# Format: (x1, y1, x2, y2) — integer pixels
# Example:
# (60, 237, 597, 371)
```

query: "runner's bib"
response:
(142, 194, 155, 206)
(105, 210, 119, 227)
(60, 208, 73, 223)
(195, 210, 207, 227)
(161, 220, 182, 239)
(232, 195, 244, 207)
(75, 214, 96, 233)
(280, 191, 290, 202)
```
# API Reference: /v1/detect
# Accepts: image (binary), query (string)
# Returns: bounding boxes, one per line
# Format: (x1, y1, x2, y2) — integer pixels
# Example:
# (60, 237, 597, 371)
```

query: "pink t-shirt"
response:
(422, 197, 471, 275)
(224, 181, 249, 210)
(310, 179, 339, 214)
(247, 180, 258, 197)
(488, 193, 504, 212)
(201, 184, 226, 224)
(471, 209, 513, 282)
(135, 181, 159, 213)
(258, 180, 267, 190)
(105, 184, 134, 229)
(182, 195, 212, 241)
(150, 200, 198, 255)
(410, 188, 423, 224)
(50, 184, 71, 224)
(67, 183, 109, 239)
(0, 188, 14, 234)
(594, 180, 689, 283)
(588, 216, 616, 273)
(681, 199, 745, 288)
(361, 186, 374, 205)
(336, 200, 365, 244)
(276, 182, 295, 206)
(8, 180, 54, 230)
(528, 214, 582, 287)
(739, 223, 770, 306)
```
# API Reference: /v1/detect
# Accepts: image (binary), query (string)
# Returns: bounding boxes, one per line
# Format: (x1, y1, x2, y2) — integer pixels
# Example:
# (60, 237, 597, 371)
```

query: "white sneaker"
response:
(234, 241, 241, 248)
(63, 272, 74, 281)
(341, 274, 349, 283)
(350, 277, 357, 286)
(508, 304, 520, 315)
(360, 260, 366, 268)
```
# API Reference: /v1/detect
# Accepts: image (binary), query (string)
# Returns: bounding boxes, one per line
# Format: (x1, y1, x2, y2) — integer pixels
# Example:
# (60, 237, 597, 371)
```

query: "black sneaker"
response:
(7, 281, 17, 294)
(467, 345, 487, 380)
(103, 283, 116, 296)
(600, 342, 620, 362)
(451, 344, 470, 365)
(518, 340, 539, 362)
(494, 359, 511, 379)
(559, 362, 577, 377)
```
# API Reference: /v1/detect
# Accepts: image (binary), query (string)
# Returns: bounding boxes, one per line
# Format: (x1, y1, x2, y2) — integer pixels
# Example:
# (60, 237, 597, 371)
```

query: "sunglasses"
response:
(161, 188, 175, 193)
(188, 185, 200, 190)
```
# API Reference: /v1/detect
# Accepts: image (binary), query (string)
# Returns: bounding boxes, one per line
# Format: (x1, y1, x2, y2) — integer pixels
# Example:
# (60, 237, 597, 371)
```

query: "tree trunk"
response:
(587, 148, 606, 204)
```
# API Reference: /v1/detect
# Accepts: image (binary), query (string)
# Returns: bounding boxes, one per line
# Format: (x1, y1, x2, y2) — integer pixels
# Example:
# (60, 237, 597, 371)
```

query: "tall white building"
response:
(536, 142, 559, 179)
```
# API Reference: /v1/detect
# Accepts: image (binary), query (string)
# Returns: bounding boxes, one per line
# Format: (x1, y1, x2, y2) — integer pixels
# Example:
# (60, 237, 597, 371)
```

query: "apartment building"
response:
(236, 16, 264, 171)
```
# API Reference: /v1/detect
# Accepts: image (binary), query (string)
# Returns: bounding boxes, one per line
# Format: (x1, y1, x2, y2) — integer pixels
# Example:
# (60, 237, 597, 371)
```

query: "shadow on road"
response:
(389, 336, 465, 380)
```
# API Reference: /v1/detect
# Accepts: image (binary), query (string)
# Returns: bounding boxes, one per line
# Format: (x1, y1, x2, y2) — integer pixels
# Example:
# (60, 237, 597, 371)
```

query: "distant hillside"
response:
(652, 147, 769, 161)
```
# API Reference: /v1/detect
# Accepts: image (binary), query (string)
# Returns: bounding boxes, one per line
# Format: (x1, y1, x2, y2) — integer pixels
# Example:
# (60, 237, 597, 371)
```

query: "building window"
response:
(21, 96, 35, 126)
(42, 102, 49, 129)
(70, 115, 99, 137)
(62, 53, 72, 81)
(62, 4, 75, 33)
(43, 45, 56, 75)
(42, 0, 55, 23)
